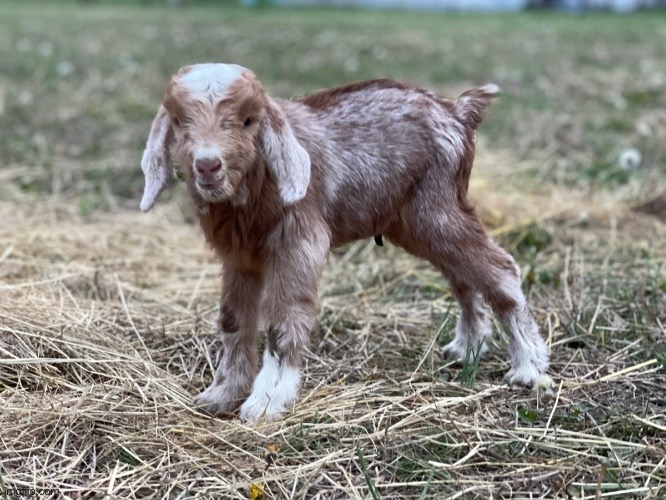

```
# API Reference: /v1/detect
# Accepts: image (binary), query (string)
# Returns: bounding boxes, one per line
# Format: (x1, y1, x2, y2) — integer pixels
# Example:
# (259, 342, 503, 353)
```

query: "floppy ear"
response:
(261, 103, 311, 205)
(140, 105, 173, 212)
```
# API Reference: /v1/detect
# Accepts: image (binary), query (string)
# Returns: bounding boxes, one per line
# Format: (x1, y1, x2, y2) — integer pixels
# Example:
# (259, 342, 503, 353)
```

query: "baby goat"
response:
(140, 63, 550, 421)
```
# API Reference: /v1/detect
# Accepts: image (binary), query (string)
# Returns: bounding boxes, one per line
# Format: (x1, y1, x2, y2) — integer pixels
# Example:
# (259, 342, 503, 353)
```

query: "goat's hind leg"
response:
(194, 267, 262, 416)
(489, 265, 550, 388)
(447, 238, 549, 387)
(389, 204, 549, 388)
(440, 278, 492, 363)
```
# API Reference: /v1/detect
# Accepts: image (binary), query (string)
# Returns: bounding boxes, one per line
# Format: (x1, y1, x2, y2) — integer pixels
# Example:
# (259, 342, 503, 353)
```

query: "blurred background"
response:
(1, 0, 665, 217)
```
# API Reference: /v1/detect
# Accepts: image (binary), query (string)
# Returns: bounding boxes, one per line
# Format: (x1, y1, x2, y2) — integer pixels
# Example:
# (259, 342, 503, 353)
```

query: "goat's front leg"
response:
(194, 267, 263, 416)
(239, 226, 330, 422)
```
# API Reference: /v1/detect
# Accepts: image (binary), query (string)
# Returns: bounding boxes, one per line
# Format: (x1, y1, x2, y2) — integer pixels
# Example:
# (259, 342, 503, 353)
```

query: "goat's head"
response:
(140, 63, 311, 211)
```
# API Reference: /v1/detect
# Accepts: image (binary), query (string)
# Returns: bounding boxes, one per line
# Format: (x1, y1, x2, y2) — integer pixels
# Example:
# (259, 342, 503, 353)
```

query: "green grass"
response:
(459, 339, 485, 388)
(357, 447, 382, 500)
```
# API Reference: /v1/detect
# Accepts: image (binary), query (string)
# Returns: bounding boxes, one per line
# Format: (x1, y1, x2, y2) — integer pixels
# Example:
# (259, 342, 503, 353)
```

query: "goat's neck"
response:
(196, 159, 282, 239)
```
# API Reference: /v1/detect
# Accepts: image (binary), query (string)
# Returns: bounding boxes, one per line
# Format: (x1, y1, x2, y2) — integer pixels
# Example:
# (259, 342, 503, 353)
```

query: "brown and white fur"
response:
(140, 63, 550, 422)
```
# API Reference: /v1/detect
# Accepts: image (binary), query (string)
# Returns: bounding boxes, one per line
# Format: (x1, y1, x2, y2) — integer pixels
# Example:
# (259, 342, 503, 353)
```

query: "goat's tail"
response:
(454, 84, 500, 130)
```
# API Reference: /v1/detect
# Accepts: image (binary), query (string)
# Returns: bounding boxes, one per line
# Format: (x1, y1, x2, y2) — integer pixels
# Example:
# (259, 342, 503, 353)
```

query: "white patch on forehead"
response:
(179, 63, 243, 101)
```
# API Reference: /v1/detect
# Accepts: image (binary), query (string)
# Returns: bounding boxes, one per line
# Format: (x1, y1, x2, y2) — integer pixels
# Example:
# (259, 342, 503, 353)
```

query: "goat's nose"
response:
(195, 157, 222, 177)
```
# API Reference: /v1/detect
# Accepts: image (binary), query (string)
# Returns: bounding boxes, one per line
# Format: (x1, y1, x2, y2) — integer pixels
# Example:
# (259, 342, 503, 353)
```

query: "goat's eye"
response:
(172, 117, 181, 128)
(243, 117, 253, 127)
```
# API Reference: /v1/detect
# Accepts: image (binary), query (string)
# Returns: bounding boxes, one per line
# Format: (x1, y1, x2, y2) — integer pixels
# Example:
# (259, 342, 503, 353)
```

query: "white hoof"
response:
(239, 350, 300, 422)
(239, 392, 288, 422)
(505, 336, 550, 389)
(503, 363, 550, 390)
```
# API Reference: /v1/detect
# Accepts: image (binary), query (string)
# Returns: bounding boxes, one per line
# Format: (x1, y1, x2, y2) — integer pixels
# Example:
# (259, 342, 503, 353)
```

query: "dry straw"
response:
(1, 152, 665, 498)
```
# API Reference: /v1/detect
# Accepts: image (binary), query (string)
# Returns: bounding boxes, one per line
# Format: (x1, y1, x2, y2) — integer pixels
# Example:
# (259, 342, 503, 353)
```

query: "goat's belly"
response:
(326, 194, 404, 248)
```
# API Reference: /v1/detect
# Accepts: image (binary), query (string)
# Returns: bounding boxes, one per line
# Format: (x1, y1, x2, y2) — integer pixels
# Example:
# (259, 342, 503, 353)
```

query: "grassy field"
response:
(1, 2, 665, 499)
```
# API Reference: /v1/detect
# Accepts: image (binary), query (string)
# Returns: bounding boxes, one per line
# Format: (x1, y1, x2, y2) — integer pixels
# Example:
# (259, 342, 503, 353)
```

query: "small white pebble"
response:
(618, 148, 642, 171)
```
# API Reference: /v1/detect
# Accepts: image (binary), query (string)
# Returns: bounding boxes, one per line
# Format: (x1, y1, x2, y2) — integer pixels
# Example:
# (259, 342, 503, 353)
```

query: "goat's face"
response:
(139, 63, 311, 212)
(164, 64, 266, 203)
